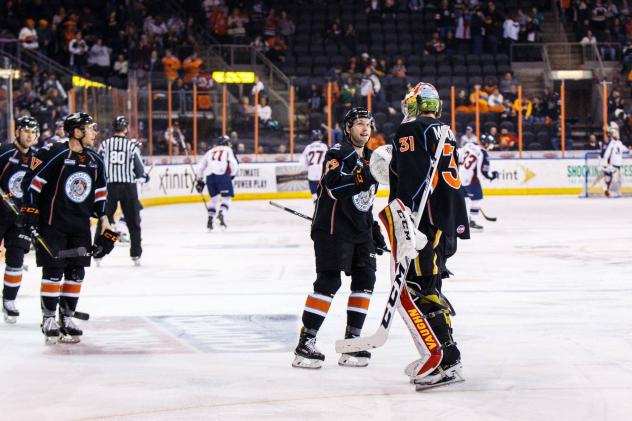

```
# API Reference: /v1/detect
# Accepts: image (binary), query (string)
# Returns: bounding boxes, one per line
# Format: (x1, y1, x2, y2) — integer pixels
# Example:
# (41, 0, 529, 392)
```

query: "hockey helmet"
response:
(15, 116, 40, 134)
(63, 112, 96, 136)
(310, 129, 324, 142)
(216, 135, 230, 146)
(113, 115, 129, 132)
(343, 107, 375, 138)
(402, 82, 442, 120)
(480, 133, 497, 150)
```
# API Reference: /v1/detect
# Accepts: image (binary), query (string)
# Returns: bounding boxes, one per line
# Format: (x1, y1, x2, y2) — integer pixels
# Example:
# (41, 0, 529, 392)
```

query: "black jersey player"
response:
(1, 116, 39, 323)
(389, 83, 470, 389)
(19, 112, 117, 344)
(292, 107, 387, 369)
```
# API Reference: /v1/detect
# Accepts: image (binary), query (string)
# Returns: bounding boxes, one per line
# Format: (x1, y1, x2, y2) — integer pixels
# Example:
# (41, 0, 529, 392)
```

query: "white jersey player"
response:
(458, 134, 498, 230)
(602, 125, 628, 198)
(299, 130, 328, 201)
(195, 136, 239, 230)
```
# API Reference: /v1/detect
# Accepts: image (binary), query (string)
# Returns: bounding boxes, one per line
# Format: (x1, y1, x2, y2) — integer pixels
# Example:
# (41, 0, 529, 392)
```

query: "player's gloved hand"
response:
(195, 179, 205, 193)
(91, 229, 118, 258)
(16, 206, 39, 232)
(14, 229, 32, 252)
(491, 170, 499, 181)
(353, 159, 375, 188)
(372, 221, 387, 255)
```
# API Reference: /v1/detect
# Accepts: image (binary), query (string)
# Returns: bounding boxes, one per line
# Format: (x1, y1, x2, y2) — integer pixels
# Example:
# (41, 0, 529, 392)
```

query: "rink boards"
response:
(139, 158, 632, 206)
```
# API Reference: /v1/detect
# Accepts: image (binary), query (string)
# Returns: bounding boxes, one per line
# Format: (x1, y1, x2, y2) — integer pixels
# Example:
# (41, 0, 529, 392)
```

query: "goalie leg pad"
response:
(378, 199, 419, 263)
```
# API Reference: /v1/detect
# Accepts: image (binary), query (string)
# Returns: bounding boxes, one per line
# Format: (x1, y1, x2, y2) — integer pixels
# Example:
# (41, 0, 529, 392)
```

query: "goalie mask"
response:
(402, 82, 442, 120)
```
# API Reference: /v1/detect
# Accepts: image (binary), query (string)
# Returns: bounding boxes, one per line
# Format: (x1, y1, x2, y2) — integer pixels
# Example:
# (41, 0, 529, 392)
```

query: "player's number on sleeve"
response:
(109, 151, 126, 164)
(399, 136, 415, 153)
(441, 144, 461, 189)
(307, 151, 324, 166)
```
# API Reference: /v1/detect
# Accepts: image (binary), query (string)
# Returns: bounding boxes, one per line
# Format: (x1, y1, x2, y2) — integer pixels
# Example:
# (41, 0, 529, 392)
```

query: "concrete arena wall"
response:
(138, 158, 628, 207)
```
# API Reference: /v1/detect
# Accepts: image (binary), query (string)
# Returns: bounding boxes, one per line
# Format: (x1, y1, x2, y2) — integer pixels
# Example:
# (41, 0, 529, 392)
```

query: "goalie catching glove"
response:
(378, 199, 427, 263)
(91, 229, 118, 258)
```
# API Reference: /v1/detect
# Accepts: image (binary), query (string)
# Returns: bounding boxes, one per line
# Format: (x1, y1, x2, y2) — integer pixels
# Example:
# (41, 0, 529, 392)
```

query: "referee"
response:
(97, 116, 148, 265)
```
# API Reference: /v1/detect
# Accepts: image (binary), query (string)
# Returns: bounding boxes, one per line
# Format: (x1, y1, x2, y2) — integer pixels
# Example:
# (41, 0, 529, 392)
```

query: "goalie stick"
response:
(335, 125, 449, 354)
(269, 201, 391, 254)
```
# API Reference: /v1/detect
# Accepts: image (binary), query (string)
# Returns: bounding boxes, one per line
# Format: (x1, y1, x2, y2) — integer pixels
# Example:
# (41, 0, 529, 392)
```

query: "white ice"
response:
(1, 196, 631, 421)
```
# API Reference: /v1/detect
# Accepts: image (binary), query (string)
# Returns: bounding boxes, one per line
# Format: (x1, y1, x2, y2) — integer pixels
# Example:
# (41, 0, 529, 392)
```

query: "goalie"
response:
(602, 123, 627, 198)
(381, 83, 470, 389)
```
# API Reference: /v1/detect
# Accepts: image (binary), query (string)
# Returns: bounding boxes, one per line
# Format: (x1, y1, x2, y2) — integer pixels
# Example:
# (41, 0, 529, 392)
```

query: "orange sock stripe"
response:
(4, 274, 22, 284)
(61, 284, 82, 294)
(41, 283, 61, 294)
(348, 297, 370, 310)
(305, 296, 332, 313)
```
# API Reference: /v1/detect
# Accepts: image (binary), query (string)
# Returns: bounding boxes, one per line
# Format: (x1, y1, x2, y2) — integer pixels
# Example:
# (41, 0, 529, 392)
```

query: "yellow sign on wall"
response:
(212, 71, 255, 84)
(72, 75, 106, 88)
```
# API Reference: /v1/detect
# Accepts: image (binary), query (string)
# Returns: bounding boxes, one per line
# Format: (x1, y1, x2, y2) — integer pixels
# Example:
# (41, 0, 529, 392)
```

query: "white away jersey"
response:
(603, 139, 627, 167)
(196, 145, 239, 177)
(299, 141, 328, 181)
(458, 142, 492, 186)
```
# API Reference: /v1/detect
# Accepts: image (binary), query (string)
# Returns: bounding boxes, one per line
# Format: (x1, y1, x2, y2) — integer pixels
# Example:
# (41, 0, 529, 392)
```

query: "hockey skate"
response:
(338, 350, 371, 367)
(132, 256, 141, 266)
(2, 300, 19, 324)
(292, 331, 325, 369)
(58, 309, 83, 344)
(469, 220, 484, 230)
(413, 361, 465, 391)
(217, 211, 227, 231)
(41, 314, 60, 345)
(94, 258, 102, 267)
(206, 215, 214, 231)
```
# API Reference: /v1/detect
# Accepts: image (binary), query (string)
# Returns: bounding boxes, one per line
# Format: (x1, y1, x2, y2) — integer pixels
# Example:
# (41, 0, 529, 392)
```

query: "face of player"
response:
(76, 123, 98, 147)
(349, 118, 372, 148)
(16, 127, 38, 149)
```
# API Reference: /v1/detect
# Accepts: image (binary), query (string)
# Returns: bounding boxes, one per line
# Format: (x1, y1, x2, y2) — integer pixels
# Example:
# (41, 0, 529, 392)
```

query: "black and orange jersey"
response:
(0, 143, 35, 221)
(311, 140, 378, 244)
(21, 142, 107, 232)
(389, 116, 469, 240)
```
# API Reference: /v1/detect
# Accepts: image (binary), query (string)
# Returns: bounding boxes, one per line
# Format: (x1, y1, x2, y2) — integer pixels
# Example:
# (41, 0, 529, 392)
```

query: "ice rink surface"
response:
(1, 195, 631, 421)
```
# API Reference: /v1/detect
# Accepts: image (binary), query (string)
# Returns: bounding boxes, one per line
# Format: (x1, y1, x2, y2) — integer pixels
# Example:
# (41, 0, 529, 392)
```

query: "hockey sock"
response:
(345, 290, 372, 335)
(470, 199, 481, 223)
(220, 196, 232, 214)
(208, 196, 220, 217)
(61, 267, 84, 313)
(301, 292, 333, 335)
(40, 268, 64, 313)
(2, 248, 25, 300)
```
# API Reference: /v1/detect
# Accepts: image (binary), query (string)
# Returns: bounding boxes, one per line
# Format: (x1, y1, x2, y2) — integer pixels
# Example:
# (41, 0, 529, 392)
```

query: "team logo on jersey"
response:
(8, 170, 26, 199)
(64, 172, 92, 203)
(30, 157, 42, 170)
(457, 225, 465, 234)
(352, 184, 376, 212)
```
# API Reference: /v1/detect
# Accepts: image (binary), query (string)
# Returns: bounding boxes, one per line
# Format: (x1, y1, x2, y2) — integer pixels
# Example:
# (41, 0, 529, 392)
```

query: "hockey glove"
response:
(372, 221, 387, 255)
(91, 229, 118, 258)
(16, 206, 39, 232)
(353, 159, 375, 188)
(195, 179, 205, 193)
(490, 171, 499, 181)
(141, 173, 150, 183)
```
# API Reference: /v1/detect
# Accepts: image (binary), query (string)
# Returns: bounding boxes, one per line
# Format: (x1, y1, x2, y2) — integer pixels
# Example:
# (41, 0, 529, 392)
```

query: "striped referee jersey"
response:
(99, 136, 144, 183)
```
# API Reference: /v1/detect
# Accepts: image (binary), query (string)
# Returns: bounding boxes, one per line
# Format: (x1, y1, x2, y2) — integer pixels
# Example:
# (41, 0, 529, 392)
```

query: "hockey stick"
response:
(269, 201, 391, 254)
(176, 137, 210, 212)
(480, 209, 497, 222)
(0, 188, 87, 259)
(335, 126, 449, 354)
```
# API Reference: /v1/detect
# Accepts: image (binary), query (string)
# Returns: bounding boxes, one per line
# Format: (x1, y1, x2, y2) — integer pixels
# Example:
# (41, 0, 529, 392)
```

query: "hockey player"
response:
(195, 135, 239, 230)
(19, 112, 117, 344)
(292, 107, 387, 369)
(299, 129, 328, 202)
(0, 116, 39, 323)
(602, 124, 628, 198)
(388, 82, 469, 389)
(458, 133, 499, 230)
(96, 116, 148, 265)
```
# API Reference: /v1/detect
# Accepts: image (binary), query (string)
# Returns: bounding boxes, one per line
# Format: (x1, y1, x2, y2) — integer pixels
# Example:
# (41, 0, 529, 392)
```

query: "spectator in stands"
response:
(512, 95, 533, 120)
(580, 30, 597, 46)
(483, 79, 498, 95)
(487, 126, 499, 145)
(164, 121, 187, 154)
(251, 35, 267, 53)
(498, 127, 518, 150)
(455, 8, 472, 53)
(235, 96, 253, 127)
(346, 56, 358, 74)
(460, 126, 477, 145)
(531, 96, 546, 123)
(144, 15, 168, 42)
(484, 1, 503, 55)
(391, 58, 407, 78)
(277, 11, 295, 38)
(263, 9, 277, 38)
(623, 40, 632, 73)
(359, 52, 371, 73)
(167, 15, 185, 37)
(500, 72, 518, 96)
(488, 88, 504, 108)
(344, 23, 357, 54)
(426, 31, 446, 55)
(210, 6, 229, 42)
(360, 67, 382, 102)
(340, 76, 358, 106)
(251, 77, 265, 99)
(37, 19, 53, 56)
(586, 133, 601, 150)
(183, 52, 203, 84)
(471, 7, 485, 55)
(162, 49, 181, 82)
(68, 31, 88, 75)
(608, 89, 625, 120)
(227, 8, 248, 42)
(436, 0, 455, 40)
(88, 38, 112, 79)
(146, 49, 162, 76)
(599, 32, 617, 61)
(502, 13, 520, 55)
(307, 84, 323, 112)
(19, 18, 39, 50)
(455, 89, 470, 111)
(256, 97, 280, 130)
(591, 1, 608, 35)
(113, 54, 128, 82)
(265, 34, 287, 63)
(551, 124, 573, 150)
